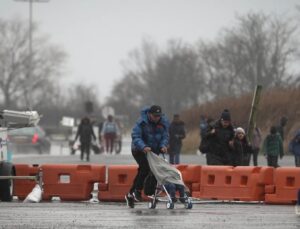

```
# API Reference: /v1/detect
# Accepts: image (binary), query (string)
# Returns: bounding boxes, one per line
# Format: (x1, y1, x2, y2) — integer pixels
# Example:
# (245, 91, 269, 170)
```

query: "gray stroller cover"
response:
(146, 152, 186, 187)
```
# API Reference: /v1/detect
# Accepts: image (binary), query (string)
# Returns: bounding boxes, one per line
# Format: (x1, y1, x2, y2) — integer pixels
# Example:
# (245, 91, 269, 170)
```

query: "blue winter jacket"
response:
(131, 107, 169, 154)
(289, 130, 300, 156)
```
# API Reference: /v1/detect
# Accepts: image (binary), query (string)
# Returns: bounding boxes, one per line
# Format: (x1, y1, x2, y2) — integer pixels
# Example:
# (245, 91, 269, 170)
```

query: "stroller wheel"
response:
(148, 201, 156, 209)
(185, 198, 193, 209)
(166, 201, 174, 209)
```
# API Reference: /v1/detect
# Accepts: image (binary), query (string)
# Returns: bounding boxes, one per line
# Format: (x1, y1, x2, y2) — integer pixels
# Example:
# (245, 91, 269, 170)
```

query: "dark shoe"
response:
(125, 193, 134, 208)
(179, 197, 187, 204)
(171, 197, 177, 203)
(133, 190, 142, 202)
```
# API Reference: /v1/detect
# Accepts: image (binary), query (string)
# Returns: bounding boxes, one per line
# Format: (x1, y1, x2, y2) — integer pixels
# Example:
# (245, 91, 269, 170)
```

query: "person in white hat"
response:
(232, 127, 253, 166)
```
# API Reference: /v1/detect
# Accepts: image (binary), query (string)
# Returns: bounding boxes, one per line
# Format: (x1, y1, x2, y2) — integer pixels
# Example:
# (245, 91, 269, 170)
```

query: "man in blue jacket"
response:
(125, 105, 169, 208)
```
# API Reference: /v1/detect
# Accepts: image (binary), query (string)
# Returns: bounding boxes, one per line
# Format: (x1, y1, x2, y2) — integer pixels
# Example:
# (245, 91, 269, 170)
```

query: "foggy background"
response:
(0, 0, 299, 128)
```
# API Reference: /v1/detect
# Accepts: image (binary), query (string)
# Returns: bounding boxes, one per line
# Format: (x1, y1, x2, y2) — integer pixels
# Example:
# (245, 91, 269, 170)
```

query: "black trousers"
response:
(129, 150, 150, 194)
(252, 148, 259, 166)
(267, 155, 279, 168)
(206, 153, 231, 166)
(80, 142, 91, 160)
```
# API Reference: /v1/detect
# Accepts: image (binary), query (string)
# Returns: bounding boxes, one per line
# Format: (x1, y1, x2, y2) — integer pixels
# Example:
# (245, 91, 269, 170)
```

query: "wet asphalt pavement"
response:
(0, 201, 299, 229)
(1, 141, 300, 228)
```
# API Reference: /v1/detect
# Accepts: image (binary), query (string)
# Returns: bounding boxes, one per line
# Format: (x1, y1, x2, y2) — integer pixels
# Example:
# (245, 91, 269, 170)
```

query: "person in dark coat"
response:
(289, 130, 300, 167)
(204, 109, 235, 165)
(232, 127, 253, 166)
(277, 116, 288, 141)
(74, 117, 96, 161)
(125, 105, 169, 208)
(169, 114, 186, 165)
(262, 126, 284, 168)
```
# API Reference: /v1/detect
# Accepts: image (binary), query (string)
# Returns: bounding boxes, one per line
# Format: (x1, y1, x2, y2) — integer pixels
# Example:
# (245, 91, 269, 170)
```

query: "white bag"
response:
(23, 184, 42, 203)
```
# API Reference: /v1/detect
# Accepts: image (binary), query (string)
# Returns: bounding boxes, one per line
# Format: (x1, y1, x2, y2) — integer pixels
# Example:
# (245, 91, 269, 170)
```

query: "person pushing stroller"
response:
(125, 105, 169, 208)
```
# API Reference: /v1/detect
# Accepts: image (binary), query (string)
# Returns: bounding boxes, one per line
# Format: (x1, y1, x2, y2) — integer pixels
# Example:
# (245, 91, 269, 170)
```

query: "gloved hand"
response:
(160, 146, 168, 154)
(143, 147, 152, 153)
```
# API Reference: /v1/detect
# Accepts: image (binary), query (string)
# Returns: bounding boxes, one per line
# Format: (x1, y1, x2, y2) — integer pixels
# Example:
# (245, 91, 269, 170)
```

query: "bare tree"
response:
(0, 18, 66, 109)
(141, 40, 206, 116)
(107, 39, 206, 121)
(199, 12, 298, 99)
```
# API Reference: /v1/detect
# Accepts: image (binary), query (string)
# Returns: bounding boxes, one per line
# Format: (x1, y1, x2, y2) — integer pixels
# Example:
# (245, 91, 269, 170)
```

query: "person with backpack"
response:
(101, 115, 120, 154)
(125, 105, 169, 208)
(289, 130, 300, 167)
(169, 114, 186, 165)
(261, 126, 284, 168)
(74, 117, 96, 161)
(203, 109, 235, 165)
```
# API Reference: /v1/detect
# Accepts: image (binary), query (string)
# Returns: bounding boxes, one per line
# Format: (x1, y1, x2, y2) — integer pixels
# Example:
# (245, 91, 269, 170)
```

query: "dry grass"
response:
(181, 87, 300, 154)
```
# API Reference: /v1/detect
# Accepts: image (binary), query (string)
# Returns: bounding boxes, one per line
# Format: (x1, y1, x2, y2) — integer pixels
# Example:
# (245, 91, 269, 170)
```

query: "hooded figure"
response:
(203, 109, 235, 165)
(262, 126, 284, 168)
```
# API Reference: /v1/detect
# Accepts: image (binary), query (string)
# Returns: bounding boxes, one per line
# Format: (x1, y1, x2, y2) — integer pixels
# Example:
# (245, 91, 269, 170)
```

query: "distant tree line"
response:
(0, 17, 101, 126)
(0, 12, 299, 127)
(106, 12, 299, 125)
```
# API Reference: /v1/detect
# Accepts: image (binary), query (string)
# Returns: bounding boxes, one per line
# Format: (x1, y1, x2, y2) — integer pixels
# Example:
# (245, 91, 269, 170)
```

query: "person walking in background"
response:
(125, 105, 169, 208)
(169, 114, 186, 165)
(98, 120, 103, 142)
(203, 109, 235, 165)
(251, 126, 262, 166)
(101, 115, 120, 154)
(277, 116, 288, 141)
(232, 127, 253, 166)
(289, 130, 300, 167)
(261, 126, 284, 168)
(74, 117, 96, 161)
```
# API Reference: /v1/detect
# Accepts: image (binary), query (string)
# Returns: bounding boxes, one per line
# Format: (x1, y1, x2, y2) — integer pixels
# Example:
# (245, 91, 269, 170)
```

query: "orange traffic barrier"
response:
(42, 164, 105, 201)
(176, 164, 201, 194)
(98, 165, 138, 201)
(194, 166, 274, 201)
(13, 164, 40, 200)
(265, 167, 300, 204)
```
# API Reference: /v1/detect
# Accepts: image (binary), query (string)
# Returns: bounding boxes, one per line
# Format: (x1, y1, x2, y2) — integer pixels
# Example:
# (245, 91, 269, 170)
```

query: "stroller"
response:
(145, 152, 193, 209)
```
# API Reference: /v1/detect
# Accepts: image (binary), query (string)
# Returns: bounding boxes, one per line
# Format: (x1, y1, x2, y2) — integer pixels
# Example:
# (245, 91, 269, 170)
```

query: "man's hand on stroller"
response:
(160, 146, 168, 154)
(143, 147, 152, 153)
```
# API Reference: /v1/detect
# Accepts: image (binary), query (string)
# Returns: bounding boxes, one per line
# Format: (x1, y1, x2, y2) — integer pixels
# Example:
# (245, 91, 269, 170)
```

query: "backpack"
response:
(103, 122, 117, 134)
(199, 137, 209, 154)
(143, 172, 157, 196)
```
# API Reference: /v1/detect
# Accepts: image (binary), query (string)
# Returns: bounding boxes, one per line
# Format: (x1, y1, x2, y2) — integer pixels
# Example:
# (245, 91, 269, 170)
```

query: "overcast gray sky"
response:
(0, 0, 298, 100)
